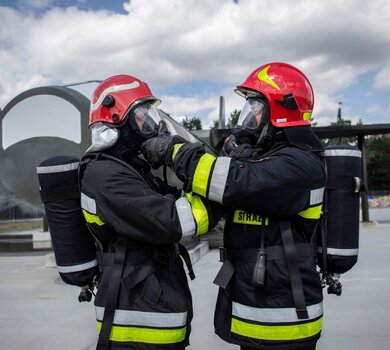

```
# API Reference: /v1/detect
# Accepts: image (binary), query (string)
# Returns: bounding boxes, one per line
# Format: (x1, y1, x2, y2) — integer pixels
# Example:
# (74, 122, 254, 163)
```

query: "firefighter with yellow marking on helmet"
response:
(141, 62, 326, 350)
(80, 74, 222, 350)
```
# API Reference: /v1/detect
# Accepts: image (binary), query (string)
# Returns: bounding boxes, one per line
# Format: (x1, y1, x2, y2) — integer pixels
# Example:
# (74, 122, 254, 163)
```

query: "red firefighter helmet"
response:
(235, 62, 314, 128)
(89, 74, 160, 127)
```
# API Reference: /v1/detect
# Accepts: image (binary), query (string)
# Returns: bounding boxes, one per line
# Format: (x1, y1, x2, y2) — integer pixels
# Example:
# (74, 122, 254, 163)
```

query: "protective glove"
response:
(141, 121, 186, 169)
(221, 135, 253, 159)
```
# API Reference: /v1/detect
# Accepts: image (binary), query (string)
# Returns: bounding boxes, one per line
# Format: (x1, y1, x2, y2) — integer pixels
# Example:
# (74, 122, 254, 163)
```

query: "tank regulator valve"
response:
(326, 273, 342, 296)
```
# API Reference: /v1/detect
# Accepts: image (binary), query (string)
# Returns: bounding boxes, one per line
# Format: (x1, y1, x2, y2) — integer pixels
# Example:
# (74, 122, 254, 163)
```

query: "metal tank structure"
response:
(0, 81, 206, 213)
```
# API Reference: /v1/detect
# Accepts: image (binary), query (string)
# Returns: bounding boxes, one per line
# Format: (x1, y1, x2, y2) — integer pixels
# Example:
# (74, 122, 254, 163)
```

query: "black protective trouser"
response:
(241, 347, 316, 350)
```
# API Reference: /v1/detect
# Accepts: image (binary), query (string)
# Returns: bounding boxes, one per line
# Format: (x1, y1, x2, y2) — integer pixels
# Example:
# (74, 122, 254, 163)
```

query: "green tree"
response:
(228, 109, 240, 128)
(365, 135, 390, 191)
(211, 120, 219, 129)
(182, 116, 202, 131)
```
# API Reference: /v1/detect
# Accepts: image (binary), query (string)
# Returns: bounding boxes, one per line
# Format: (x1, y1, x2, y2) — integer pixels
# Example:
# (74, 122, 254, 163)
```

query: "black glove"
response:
(141, 121, 185, 169)
(221, 135, 253, 159)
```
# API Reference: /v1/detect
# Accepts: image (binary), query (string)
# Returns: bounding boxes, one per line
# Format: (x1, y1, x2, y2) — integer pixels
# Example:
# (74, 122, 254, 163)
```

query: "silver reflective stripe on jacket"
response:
(57, 259, 98, 273)
(318, 247, 359, 256)
(36, 162, 79, 174)
(175, 197, 196, 237)
(232, 301, 323, 323)
(95, 306, 188, 328)
(81, 192, 97, 214)
(310, 187, 325, 205)
(208, 157, 231, 203)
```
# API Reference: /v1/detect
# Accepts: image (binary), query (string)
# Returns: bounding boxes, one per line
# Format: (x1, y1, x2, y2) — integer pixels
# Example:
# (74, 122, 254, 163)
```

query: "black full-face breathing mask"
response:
(115, 101, 162, 155)
(231, 98, 272, 148)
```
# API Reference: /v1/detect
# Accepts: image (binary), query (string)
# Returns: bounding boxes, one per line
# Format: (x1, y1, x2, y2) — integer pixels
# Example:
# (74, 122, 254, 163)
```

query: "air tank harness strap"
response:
(213, 242, 316, 293)
(96, 235, 128, 350)
(280, 220, 309, 320)
(97, 243, 195, 295)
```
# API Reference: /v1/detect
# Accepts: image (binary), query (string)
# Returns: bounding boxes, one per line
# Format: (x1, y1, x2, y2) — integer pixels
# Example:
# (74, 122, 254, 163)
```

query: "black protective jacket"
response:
(172, 141, 326, 350)
(80, 151, 201, 350)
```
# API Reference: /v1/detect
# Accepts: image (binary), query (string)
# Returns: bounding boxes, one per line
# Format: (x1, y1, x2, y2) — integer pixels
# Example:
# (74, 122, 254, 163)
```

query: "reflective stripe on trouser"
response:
(95, 306, 187, 344)
(231, 301, 323, 341)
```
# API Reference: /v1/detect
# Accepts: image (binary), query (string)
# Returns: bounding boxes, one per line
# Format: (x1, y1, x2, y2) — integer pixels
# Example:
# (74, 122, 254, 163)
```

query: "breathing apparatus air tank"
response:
(37, 156, 98, 295)
(318, 145, 363, 295)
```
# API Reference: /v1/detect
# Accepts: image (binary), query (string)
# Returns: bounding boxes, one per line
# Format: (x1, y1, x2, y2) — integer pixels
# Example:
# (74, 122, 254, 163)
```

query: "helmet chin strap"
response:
(256, 121, 275, 150)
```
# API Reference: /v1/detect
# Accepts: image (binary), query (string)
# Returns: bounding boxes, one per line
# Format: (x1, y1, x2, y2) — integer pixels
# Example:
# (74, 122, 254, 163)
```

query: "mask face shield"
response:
(129, 101, 162, 138)
(236, 98, 268, 133)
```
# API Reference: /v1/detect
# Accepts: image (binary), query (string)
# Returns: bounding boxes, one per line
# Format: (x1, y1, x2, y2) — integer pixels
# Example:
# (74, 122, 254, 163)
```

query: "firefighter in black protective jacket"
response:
(80, 74, 221, 350)
(141, 62, 326, 350)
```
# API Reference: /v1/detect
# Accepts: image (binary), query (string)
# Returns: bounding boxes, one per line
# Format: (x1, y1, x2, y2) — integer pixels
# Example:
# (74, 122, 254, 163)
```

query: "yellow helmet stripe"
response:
(257, 65, 280, 91)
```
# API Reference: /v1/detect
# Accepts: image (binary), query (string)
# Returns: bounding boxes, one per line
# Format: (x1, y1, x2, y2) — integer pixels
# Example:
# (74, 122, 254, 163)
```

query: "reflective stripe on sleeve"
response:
(82, 209, 105, 226)
(185, 193, 209, 235)
(208, 157, 231, 203)
(318, 247, 359, 256)
(81, 192, 97, 214)
(57, 259, 97, 273)
(175, 197, 196, 237)
(172, 143, 184, 161)
(298, 204, 322, 219)
(192, 153, 216, 197)
(310, 187, 324, 206)
(36, 161, 79, 174)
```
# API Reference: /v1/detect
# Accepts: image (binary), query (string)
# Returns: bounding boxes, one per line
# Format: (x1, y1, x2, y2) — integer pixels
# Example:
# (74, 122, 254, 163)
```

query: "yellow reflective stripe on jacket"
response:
(192, 153, 216, 197)
(172, 143, 184, 161)
(185, 192, 209, 235)
(298, 204, 322, 219)
(231, 316, 323, 341)
(82, 209, 105, 226)
(233, 210, 269, 226)
(97, 322, 186, 344)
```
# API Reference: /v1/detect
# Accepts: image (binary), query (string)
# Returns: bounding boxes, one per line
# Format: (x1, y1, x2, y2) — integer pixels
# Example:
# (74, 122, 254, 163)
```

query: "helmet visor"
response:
(130, 101, 161, 138)
(236, 99, 267, 132)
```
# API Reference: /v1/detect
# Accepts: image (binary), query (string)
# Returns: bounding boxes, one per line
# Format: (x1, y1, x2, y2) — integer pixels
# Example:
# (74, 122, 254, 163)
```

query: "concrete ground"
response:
(0, 208, 389, 350)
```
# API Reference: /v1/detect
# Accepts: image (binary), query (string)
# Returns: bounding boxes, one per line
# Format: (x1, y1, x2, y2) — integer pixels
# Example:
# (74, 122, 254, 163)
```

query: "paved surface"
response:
(0, 208, 389, 350)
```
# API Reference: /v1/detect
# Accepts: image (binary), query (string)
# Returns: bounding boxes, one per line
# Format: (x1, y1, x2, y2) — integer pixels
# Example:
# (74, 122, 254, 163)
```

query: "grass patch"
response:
(0, 220, 44, 233)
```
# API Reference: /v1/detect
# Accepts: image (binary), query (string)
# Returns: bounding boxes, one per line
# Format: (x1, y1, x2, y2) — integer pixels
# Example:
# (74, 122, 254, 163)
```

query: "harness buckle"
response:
(219, 247, 226, 262)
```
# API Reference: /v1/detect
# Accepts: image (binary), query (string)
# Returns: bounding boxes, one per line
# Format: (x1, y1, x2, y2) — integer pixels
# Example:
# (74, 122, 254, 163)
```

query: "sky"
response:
(1, 0, 390, 142)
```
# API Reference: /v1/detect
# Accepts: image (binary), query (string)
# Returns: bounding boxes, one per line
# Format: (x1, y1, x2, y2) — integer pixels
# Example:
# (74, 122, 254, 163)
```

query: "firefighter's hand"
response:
(141, 122, 185, 169)
(221, 135, 253, 159)
(220, 135, 238, 156)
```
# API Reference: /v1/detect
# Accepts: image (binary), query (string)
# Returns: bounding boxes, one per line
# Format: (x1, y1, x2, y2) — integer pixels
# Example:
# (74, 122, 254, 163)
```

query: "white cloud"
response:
(373, 65, 390, 90)
(367, 104, 386, 114)
(1, 0, 390, 127)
